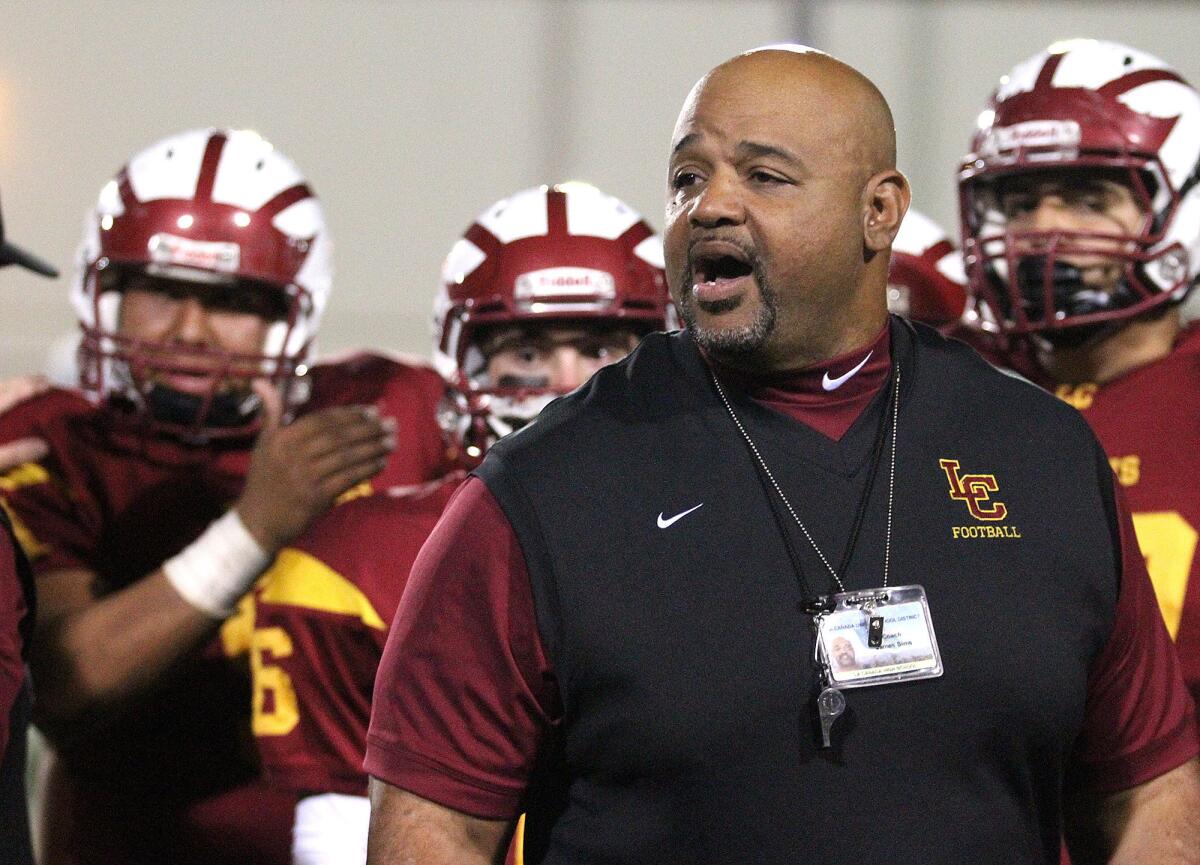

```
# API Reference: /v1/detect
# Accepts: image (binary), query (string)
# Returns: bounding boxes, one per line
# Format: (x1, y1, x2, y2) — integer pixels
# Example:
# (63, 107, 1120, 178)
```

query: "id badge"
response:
(815, 584, 943, 689)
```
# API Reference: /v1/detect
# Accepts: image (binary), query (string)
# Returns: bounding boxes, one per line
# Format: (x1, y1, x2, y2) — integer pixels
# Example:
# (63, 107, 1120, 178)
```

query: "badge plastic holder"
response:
(815, 584, 943, 689)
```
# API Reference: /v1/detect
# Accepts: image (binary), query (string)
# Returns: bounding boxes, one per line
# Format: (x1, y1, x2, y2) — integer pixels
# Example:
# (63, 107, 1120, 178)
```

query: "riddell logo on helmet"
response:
(515, 267, 616, 301)
(148, 233, 241, 274)
(981, 120, 1082, 156)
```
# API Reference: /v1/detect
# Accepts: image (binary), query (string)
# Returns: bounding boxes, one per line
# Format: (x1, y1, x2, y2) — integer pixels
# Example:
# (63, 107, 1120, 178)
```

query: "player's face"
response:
(995, 169, 1147, 294)
(117, 271, 284, 394)
(664, 62, 866, 365)
(483, 325, 639, 392)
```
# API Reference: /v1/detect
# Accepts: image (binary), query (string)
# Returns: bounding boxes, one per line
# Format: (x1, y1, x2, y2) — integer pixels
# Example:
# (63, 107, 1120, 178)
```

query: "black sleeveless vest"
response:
(477, 319, 1120, 865)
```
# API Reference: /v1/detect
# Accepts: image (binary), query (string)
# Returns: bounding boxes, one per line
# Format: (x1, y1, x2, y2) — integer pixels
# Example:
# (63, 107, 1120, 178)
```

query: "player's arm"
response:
(366, 780, 512, 865)
(1065, 759, 1200, 864)
(30, 394, 394, 746)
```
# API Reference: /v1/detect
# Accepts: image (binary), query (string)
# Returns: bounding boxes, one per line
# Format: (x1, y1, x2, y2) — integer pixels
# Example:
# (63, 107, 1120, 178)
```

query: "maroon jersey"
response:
(0, 517, 34, 865)
(251, 473, 462, 797)
(0, 526, 27, 757)
(304, 350, 451, 491)
(0, 353, 449, 865)
(1039, 324, 1200, 725)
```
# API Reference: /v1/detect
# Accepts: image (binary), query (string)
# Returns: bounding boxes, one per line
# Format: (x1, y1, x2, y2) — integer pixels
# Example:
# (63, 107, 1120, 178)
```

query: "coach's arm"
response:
(1065, 758, 1200, 864)
(367, 778, 514, 865)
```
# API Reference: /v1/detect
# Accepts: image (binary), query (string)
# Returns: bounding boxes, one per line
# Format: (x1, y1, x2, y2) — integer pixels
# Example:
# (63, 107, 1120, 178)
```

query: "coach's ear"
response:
(863, 168, 910, 257)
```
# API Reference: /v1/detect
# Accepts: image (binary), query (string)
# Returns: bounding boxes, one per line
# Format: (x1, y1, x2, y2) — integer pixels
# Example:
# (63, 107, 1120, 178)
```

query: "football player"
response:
(886, 208, 967, 330)
(248, 183, 672, 865)
(0, 187, 57, 865)
(0, 128, 449, 865)
(959, 39, 1200, 853)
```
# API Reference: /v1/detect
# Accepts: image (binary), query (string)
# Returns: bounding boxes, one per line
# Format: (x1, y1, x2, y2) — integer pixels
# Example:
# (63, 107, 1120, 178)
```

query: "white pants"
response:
(292, 793, 370, 865)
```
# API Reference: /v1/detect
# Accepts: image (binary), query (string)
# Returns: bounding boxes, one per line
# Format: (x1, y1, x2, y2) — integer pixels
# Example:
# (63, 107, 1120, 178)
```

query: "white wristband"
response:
(163, 510, 271, 618)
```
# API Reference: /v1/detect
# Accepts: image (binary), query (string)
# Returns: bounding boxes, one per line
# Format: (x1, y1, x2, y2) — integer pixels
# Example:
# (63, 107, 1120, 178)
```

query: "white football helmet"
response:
(433, 182, 672, 460)
(960, 40, 1200, 345)
(74, 128, 332, 438)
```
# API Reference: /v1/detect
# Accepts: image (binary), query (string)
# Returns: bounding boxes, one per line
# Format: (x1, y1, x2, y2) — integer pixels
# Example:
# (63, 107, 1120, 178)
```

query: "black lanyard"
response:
(730, 362, 899, 611)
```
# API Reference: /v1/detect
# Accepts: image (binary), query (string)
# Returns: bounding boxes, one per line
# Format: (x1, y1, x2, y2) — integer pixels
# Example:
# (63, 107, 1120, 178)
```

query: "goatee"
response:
(677, 263, 778, 358)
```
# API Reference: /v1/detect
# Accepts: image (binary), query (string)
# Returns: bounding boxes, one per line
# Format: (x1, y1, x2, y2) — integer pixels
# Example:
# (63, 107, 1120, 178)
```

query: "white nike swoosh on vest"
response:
(657, 503, 704, 529)
(821, 350, 873, 391)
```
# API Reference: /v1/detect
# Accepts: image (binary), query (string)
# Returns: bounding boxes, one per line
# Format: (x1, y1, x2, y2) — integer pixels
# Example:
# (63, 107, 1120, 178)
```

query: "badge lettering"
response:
(980, 120, 1081, 156)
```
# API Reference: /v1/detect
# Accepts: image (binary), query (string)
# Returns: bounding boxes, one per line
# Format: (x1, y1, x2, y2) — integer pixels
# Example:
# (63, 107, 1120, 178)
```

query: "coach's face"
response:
(665, 49, 908, 373)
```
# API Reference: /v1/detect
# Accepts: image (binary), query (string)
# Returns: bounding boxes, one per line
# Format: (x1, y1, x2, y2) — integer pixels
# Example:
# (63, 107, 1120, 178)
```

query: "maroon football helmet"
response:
(73, 128, 332, 440)
(433, 182, 672, 459)
(959, 40, 1200, 345)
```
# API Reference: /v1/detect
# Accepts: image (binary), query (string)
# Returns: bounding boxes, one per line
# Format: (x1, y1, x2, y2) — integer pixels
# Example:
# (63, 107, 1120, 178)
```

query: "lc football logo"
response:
(939, 458, 1008, 521)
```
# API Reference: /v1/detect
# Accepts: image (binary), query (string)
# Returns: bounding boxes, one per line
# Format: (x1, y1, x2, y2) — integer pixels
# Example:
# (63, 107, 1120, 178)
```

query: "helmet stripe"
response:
(115, 171, 138, 210)
(546, 188, 569, 237)
(1034, 51, 1064, 93)
(616, 219, 653, 254)
(259, 183, 314, 220)
(464, 222, 503, 260)
(193, 132, 228, 203)
(1097, 68, 1186, 99)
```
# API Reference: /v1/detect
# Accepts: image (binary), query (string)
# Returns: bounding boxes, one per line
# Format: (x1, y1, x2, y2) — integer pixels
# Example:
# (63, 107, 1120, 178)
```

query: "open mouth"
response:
(690, 244, 756, 310)
(692, 250, 754, 286)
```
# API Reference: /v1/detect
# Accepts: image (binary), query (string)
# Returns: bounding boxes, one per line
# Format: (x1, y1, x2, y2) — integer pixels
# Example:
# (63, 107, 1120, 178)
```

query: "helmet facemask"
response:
(440, 321, 648, 464)
(80, 263, 312, 442)
(963, 160, 1191, 347)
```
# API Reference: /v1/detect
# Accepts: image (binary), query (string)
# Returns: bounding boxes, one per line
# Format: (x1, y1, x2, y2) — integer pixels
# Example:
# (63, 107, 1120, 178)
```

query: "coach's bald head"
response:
(665, 46, 909, 372)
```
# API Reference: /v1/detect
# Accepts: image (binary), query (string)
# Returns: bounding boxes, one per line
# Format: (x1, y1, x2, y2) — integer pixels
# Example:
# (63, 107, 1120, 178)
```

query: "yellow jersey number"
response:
(220, 594, 302, 736)
(251, 624, 300, 736)
(1130, 511, 1197, 641)
(224, 547, 389, 737)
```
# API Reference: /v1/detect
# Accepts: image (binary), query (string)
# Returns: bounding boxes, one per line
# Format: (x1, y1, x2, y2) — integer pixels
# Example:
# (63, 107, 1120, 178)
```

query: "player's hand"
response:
(0, 375, 50, 470)
(234, 381, 396, 551)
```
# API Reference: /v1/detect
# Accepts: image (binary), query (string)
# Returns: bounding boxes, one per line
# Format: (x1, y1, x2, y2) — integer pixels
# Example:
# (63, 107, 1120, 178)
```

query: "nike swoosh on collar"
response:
(657, 503, 704, 529)
(821, 350, 873, 392)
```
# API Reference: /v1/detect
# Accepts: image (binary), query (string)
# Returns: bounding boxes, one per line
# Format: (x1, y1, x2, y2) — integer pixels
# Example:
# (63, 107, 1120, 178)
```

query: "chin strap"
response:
(144, 383, 262, 431)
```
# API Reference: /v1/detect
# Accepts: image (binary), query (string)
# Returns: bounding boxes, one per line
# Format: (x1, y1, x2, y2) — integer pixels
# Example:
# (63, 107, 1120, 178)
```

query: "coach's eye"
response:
(749, 169, 787, 185)
(672, 171, 702, 190)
